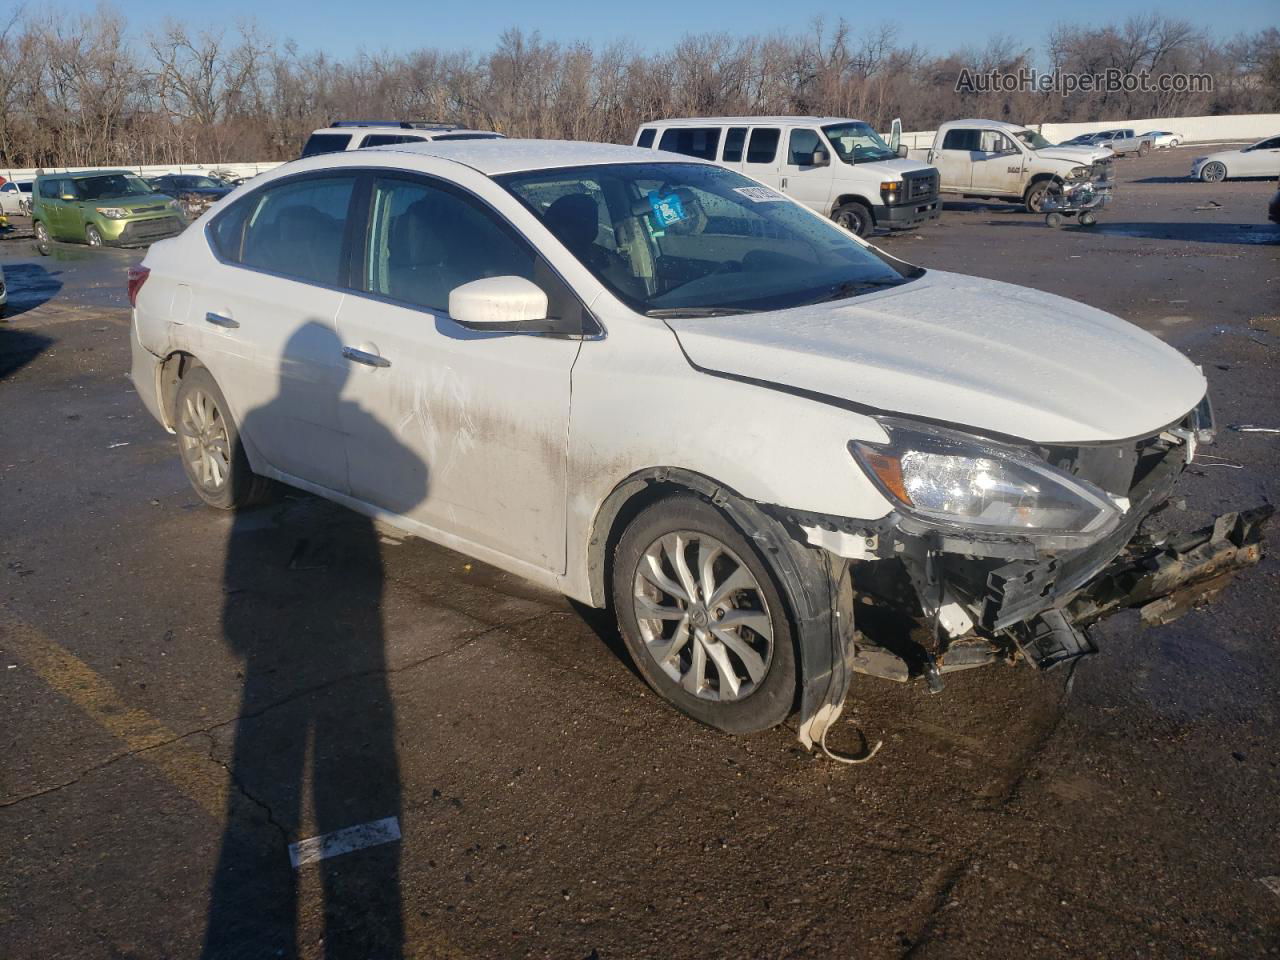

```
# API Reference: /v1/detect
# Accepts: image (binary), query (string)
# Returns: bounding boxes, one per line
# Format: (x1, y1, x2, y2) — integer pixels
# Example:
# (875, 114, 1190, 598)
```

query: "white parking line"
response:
(288, 816, 402, 868)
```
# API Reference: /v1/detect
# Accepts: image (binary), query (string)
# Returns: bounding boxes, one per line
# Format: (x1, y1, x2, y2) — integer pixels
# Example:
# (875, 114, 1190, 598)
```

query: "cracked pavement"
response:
(2, 147, 1278, 958)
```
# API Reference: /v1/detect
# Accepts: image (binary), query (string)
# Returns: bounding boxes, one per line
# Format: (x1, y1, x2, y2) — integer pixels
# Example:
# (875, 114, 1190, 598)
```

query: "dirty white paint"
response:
(288, 816, 401, 868)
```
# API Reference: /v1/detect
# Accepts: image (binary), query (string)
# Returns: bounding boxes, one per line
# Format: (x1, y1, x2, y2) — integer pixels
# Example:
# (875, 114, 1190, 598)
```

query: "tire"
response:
(1024, 180, 1053, 213)
(1200, 162, 1227, 183)
(611, 494, 798, 734)
(831, 201, 874, 238)
(1079, 211, 1097, 227)
(1138, 141, 1151, 157)
(33, 220, 51, 256)
(1045, 212, 1063, 228)
(174, 365, 273, 510)
(85, 224, 104, 247)
(1170, 139, 1180, 148)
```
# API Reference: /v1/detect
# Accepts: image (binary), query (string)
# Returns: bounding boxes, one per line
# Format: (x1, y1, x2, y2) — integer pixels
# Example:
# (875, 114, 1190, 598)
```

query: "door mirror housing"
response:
(449, 276, 550, 331)
(811, 148, 829, 167)
(60, 193, 76, 201)
(896, 143, 909, 158)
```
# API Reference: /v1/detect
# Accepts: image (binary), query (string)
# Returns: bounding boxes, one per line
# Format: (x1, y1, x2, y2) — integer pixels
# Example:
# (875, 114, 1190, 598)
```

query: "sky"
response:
(66, 0, 1278, 57)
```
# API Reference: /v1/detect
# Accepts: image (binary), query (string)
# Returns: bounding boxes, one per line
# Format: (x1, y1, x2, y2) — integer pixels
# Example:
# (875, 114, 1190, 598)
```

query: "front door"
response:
(969, 130, 1026, 195)
(781, 127, 834, 214)
(1240, 137, 1280, 177)
(184, 173, 360, 492)
(335, 173, 581, 573)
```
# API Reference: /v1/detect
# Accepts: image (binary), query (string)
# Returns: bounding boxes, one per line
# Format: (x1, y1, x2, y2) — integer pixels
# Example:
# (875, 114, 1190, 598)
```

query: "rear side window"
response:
(636, 128, 656, 148)
(722, 127, 747, 162)
(658, 127, 721, 161)
(430, 133, 503, 141)
(787, 129, 822, 166)
(941, 129, 981, 151)
(300, 133, 352, 157)
(359, 134, 426, 148)
(233, 176, 357, 286)
(746, 128, 780, 164)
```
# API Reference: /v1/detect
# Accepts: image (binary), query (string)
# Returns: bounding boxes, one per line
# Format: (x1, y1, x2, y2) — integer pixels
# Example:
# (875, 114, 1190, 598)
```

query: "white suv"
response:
(128, 139, 1265, 751)
(299, 121, 503, 158)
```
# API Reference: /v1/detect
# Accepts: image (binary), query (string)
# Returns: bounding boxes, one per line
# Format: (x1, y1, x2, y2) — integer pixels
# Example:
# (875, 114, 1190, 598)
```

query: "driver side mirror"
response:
(810, 148, 829, 167)
(896, 144, 909, 158)
(448, 276, 550, 332)
(60, 194, 76, 201)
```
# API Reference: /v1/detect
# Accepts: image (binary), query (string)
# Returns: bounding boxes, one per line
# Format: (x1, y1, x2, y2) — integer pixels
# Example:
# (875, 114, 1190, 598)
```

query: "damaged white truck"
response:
(128, 139, 1271, 753)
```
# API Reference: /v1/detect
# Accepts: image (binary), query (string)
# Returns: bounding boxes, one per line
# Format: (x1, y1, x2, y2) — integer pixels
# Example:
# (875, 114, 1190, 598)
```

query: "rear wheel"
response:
(831, 201, 873, 238)
(1200, 162, 1227, 183)
(174, 366, 273, 510)
(33, 221, 51, 256)
(1138, 141, 1151, 157)
(612, 495, 797, 734)
(85, 224, 104, 247)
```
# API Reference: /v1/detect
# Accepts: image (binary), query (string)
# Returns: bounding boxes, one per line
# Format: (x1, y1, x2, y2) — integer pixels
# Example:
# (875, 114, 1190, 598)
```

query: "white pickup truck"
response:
(912, 119, 1114, 212)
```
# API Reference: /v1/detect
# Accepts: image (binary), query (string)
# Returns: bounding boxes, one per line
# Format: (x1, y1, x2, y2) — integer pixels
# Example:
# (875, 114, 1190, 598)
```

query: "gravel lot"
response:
(1, 145, 1278, 960)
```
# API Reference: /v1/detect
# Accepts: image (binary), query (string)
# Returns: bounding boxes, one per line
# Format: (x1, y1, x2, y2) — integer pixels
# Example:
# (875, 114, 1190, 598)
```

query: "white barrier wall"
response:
(898, 112, 1280, 150)
(0, 160, 286, 184)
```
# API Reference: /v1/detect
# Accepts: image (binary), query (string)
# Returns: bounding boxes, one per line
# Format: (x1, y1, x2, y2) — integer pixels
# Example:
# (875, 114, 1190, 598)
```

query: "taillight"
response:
(127, 265, 150, 308)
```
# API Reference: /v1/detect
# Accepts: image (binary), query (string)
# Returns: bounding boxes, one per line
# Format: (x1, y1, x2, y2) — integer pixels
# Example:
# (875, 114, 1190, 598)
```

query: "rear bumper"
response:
(129, 317, 168, 429)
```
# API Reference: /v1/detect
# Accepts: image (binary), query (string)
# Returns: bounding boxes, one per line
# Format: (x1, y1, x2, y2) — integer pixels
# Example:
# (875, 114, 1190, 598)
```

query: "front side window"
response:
(233, 176, 356, 285)
(500, 161, 921, 317)
(363, 177, 535, 311)
(787, 128, 823, 166)
(658, 127, 721, 161)
(746, 128, 780, 164)
(979, 131, 1016, 154)
(822, 122, 896, 164)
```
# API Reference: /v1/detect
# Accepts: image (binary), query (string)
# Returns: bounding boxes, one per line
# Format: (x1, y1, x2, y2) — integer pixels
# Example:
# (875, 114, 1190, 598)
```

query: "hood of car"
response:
(846, 157, 935, 177)
(1035, 146, 1111, 163)
(666, 270, 1206, 444)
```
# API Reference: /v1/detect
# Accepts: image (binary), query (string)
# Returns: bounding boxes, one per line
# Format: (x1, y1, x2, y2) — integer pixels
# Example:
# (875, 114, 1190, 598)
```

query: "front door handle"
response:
(342, 346, 391, 368)
(205, 312, 238, 329)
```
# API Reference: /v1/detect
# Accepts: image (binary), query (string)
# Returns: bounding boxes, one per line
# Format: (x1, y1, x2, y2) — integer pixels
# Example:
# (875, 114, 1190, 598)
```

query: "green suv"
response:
(32, 171, 186, 253)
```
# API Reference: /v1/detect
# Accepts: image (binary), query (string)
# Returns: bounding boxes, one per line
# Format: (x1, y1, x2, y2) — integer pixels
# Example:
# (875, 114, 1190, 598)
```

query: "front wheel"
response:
(831, 201, 873, 238)
(612, 495, 797, 734)
(174, 366, 273, 510)
(85, 224, 104, 247)
(33, 220, 51, 256)
(1079, 211, 1097, 227)
(1200, 162, 1227, 183)
(1024, 180, 1053, 213)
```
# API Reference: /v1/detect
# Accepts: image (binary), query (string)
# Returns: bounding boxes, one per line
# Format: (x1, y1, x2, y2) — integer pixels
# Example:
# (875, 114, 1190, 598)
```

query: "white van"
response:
(634, 117, 940, 237)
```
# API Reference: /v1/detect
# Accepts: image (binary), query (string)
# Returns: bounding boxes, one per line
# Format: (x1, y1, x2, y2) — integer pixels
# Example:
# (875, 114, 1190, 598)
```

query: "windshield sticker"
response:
(647, 191, 687, 227)
(733, 186, 786, 203)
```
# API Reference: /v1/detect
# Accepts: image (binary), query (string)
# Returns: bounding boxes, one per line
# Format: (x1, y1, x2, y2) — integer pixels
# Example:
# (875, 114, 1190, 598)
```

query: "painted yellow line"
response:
(2, 613, 226, 817)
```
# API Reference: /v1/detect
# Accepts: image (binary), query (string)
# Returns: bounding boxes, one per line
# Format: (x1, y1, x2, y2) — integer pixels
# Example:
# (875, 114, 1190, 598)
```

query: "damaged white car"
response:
(128, 140, 1271, 750)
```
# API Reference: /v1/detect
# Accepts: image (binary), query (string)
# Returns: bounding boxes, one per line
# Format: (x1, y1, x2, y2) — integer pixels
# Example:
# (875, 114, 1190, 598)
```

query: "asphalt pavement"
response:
(1, 145, 1278, 959)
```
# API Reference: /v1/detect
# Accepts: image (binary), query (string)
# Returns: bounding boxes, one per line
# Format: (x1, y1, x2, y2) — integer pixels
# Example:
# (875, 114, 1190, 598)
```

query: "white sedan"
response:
(127, 139, 1262, 750)
(1192, 135, 1280, 181)
(1137, 130, 1182, 148)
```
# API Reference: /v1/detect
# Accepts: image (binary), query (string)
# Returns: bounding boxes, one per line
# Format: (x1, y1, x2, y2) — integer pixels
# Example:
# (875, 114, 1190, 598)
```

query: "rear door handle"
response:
(205, 312, 238, 329)
(342, 346, 391, 368)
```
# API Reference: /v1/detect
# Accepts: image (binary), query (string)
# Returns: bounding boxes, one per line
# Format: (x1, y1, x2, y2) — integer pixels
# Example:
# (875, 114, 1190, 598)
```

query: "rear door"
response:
(932, 128, 979, 191)
(334, 172, 582, 571)
(781, 127, 833, 213)
(742, 127, 782, 187)
(189, 172, 360, 491)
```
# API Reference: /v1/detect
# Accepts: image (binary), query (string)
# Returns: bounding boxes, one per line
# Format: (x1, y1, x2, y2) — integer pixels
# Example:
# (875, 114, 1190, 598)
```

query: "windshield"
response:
(1013, 129, 1054, 150)
(821, 122, 897, 164)
(499, 162, 921, 317)
(179, 176, 223, 189)
(75, 174, 153, 201)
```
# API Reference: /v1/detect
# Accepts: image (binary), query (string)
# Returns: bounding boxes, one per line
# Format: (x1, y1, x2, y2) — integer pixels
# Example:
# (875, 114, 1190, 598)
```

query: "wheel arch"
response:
(830, 194, 877, 223)
(158, 350, 204, 431)
(1024, 172, 1061, 196)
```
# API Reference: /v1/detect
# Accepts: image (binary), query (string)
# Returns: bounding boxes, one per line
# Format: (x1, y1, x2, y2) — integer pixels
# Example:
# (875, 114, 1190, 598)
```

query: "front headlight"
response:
(850, 418, 1121, 544)
(1066, 165, 1090, 180)
(96, 206, 128, 219)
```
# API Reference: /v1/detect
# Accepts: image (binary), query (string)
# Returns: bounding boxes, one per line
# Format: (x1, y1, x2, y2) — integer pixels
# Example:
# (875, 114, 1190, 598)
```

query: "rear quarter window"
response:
(636, 128, 656, 148)
(300, 133, 353, 157)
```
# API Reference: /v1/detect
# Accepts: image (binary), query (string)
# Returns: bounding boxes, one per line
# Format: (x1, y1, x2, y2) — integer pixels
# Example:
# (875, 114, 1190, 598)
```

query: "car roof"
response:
(641, 116, 863, 127)
(310, 125, 501, 139)
(361, 138, 709, 175)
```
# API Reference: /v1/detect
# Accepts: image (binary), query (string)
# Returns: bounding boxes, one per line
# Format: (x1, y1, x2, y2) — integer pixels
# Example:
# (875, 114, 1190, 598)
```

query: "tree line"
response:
(1, 7, 1276, 168)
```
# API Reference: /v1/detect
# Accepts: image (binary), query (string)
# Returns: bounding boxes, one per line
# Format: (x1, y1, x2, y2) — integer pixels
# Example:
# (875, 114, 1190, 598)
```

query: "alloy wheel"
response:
(632, 531, 773, 701)
(178, 388, 231, 491)
(1201, 162, 1226, 183)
